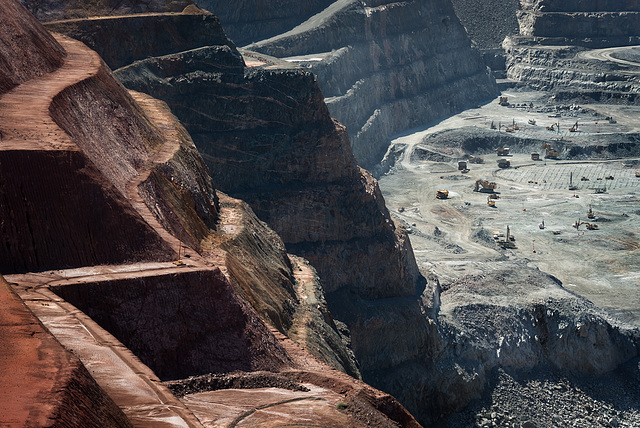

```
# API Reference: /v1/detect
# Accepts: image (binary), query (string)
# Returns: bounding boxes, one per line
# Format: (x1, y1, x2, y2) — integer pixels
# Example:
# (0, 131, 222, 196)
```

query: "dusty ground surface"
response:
(379, 89, 640, 327)
(378, 86, 640, 426)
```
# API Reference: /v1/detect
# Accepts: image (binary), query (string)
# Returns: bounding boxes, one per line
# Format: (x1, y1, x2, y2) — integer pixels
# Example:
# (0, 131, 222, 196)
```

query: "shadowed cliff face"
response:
(116, 48, 421, 302)
(21, 0, 192, 21)
(51, 269, 293, 380)
(246, 0, 499, 170)
(195, 0, 336, 46)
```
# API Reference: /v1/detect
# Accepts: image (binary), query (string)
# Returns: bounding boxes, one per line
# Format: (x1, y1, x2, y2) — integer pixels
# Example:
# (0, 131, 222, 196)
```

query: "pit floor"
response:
(378, 91, 640, 326)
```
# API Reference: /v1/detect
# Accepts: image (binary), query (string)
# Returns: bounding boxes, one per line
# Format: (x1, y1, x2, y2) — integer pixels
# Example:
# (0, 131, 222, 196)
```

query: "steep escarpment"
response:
(517, 0, 640, 43)
(0, 0, 65, 93)
(51, 269, 292, 380)
(195, 0, 335, 46)
(117, 49, 421, 302)
(46, 13, 230, 69)
(2, 3, 422, 426)
(504, 0, 640, 94)
(449, 0, 520, 49)
(247, 0, 498, 170)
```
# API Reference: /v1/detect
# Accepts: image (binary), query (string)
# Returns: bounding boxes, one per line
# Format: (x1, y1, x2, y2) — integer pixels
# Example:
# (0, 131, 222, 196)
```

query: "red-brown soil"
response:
(0, 275, 131, 427)
(0, 0, 66, 94)
(0, 2, 421, 425)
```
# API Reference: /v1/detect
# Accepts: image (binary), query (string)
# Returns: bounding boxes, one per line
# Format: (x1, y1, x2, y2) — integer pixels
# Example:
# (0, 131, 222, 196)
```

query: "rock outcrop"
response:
(246, 0, 499, 170)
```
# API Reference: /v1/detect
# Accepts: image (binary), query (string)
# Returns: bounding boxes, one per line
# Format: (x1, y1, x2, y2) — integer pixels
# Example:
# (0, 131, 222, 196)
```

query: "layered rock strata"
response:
(246, 0, 499, 170)
(1, 3, 420, 425)
(517, 0, 640, 44)
(194, 0, 336, 46)
(504, 0, 640, 95)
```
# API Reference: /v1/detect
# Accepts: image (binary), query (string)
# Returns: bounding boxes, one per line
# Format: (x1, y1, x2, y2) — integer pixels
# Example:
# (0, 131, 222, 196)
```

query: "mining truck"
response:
(436, 190, 449, 199)
(497, 159, 510, 168)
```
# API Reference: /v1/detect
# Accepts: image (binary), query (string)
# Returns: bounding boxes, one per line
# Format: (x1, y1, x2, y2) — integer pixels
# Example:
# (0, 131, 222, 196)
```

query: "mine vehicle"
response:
(499, 96, 509, 106)
(583, 222, 599, 230)
(569, 172, 578, 190)
(474, 179, 497, 192)
(436, 190, 449, 199)
(497, 226, 516, 248)
(605, 175, 614, 180)
(569, 121, 579, 132)
(469, 156, 484, 164)
(581, 176, 589, 181)
(496, 147, 510, 156)
(528, 119, 536, 125)
(487, 196, 496, 208)
(587, 206, 595, 219)
(543, 143, 558, 159)
(458, 161, 468, 172)
(497, 159, 510, 168)
(489, 193, 500, 199)
(531, 152, 540, 161)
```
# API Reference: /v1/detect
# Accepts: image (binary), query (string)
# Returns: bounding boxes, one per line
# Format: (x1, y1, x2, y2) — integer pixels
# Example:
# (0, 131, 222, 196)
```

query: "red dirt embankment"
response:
(0, 275, 131, 427)
(0, 0, 66, 94)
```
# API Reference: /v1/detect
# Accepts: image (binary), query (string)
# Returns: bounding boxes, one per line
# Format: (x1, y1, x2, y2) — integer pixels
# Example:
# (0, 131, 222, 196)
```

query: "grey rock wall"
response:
(248, 0, 499, 171)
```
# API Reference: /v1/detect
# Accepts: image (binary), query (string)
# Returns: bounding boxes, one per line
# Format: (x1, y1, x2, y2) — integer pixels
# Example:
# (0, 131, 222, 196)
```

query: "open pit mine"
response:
(2, 0, 640, 427)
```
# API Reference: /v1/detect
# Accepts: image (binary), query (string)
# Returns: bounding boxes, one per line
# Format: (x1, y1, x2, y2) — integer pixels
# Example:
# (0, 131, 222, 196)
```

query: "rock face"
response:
(246, 0, 499, 171)
(449, 0, 520, 49)
(2, 5, 423, 427)
(195, 0, 335, 46)
(51, 269, 292, 380)
(46, 13, 230, 69)
(517, 0, 640, 42)
(21, 0, 192, 22)
(504, 0, 640, 95)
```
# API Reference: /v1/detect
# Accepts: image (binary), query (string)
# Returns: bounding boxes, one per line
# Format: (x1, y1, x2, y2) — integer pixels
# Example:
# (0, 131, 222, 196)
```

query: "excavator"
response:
(475, 179, 498, 192)
(574, 219, 599, 230)
(542, 143, 558, 159)
(569, 121, 579, 132)
(436, 190, 449, 199)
